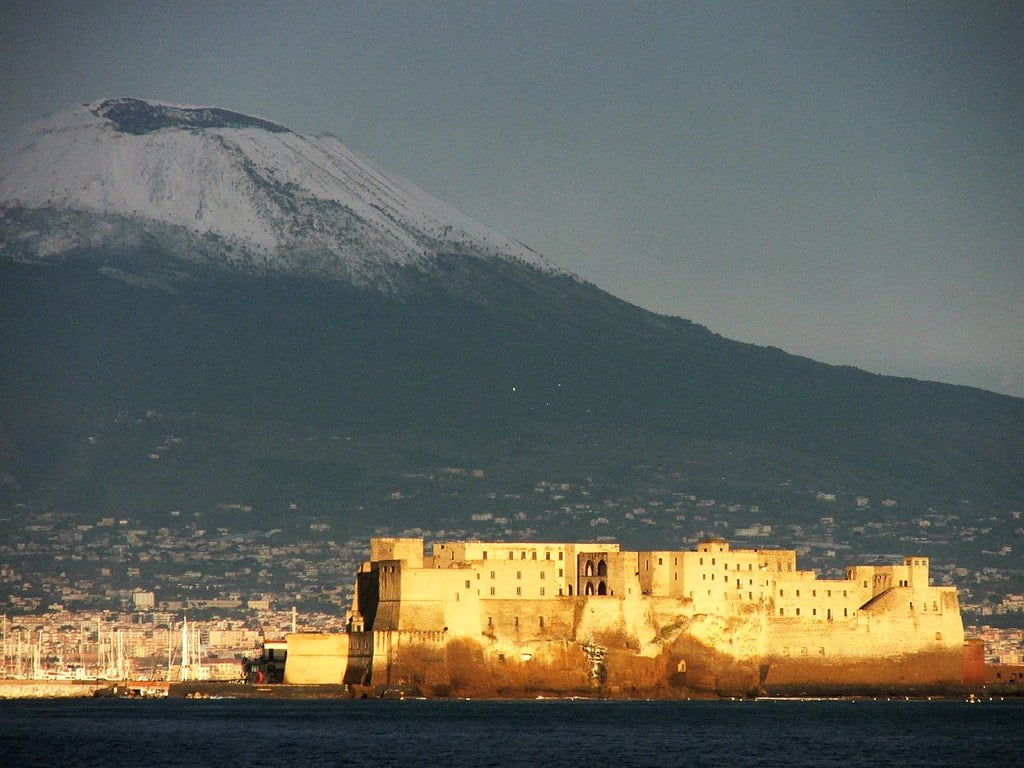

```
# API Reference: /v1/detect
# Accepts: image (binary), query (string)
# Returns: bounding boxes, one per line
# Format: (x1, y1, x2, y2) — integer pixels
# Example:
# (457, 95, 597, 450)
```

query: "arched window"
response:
(585, 560, 595, 577)
(597, 560, 608, 577)
(597, 581, 607, 596)
(585, 582, 595, 596)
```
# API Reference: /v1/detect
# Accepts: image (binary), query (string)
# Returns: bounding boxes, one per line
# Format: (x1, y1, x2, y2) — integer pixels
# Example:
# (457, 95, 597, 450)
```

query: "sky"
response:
(2, 1, 1022, 397)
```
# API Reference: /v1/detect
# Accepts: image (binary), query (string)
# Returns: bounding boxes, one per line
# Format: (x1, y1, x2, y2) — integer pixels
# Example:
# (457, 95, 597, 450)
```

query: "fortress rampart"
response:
(287, 537, 965, 696)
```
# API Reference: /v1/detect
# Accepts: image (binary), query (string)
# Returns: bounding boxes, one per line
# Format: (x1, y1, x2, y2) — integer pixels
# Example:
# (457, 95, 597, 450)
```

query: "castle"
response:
(282, 537, 965, 696)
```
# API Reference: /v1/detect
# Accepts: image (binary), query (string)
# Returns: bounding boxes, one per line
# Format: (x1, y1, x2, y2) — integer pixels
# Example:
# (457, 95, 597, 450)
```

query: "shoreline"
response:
(3, 678, 1022, 701)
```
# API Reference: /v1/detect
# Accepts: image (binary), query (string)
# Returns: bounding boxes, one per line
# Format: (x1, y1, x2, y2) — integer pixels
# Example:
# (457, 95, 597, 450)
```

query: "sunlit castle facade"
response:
(283, 537, 964, 695)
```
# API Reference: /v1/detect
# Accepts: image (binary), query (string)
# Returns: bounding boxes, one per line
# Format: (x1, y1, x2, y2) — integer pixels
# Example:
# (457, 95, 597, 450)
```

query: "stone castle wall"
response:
(287, 537, 967, 695)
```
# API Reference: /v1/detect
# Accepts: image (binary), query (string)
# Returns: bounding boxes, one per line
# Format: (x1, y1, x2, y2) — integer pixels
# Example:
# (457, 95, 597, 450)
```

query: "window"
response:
(516, 586, 522, 595)
(812, 608, 817, 616)
(780, 608, 785, 616)
(540, 571, 545, 580)
(780, 590, 784, 596)
(558, 569, 563, 578)
(700, 557, 704, 565)
(540, 587, 545, 596)
(483, 551, 488, 559)
(844, 608, 848, 617)
(558, 552, 563, 561)
(812, 590, 816, 597)
(796, 608, 801, 616)
(488, 616, 492, 627)
(490, 587, 495, 596)
(465, 580, 471, 589)
(545, 552, 551, 560)
(514, 616, 519, 627)
(490, 570, 495, 579)
(455, 593, 460, 602)
(796, 590, 800, 597)
(658, 557, 663, 566)
(532, 551, 537, 560)
(516, 571, 522, 580)
(521, 551, 526, 560)
(539, 617, 545, 628)
(508, 552, 514, 560)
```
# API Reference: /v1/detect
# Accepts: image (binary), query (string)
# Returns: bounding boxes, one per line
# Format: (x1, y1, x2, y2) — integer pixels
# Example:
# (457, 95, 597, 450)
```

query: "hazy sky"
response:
(3, 1, 1022, 397)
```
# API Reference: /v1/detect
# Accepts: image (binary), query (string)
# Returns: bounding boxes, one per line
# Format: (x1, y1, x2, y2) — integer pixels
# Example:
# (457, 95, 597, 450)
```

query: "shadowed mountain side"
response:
(2, 256, 1021, 519)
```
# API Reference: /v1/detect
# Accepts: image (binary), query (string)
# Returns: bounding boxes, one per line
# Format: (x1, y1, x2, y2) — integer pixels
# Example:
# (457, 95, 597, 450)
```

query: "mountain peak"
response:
(91, 97, 291, 135)
(0, 99, 551, 288)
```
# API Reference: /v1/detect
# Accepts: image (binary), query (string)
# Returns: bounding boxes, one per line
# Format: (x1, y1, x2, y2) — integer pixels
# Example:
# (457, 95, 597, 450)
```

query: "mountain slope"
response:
(1, 99, 1022, 525)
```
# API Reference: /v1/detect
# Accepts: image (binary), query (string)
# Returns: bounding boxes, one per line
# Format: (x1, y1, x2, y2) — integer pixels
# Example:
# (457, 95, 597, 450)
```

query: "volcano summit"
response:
(0, 97, 549, 288)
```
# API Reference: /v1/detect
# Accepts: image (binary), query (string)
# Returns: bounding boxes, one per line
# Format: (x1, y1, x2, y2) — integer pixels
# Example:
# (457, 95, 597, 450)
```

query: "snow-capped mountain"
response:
(0, 98, 549, 287)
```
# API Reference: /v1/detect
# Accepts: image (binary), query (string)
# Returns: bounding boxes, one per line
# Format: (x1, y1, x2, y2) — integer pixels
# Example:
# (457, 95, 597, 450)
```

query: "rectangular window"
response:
(490, 586, 495, 596)
(490, 571, 495, 579)
(532, 552, 537, 560)
(540, 571, 545, 580)
(540, 587, 545, 596)
(558, 569, 563, 578)
(558, 552, 564, 561)
(658, 557, 663, 565)
(455, 593, 460, 602)
(514, 616, 519, 627)
(545, 552, 551, 560)
(488, 616, 493, 627)
(516, 586, 522, 596)
(796, 608, 801, 616)
(796, 589, 800, 597)
(508, 552, 514, 560)
(483, 551, 488, 559)
(517, 571, 522, 579)
(521, 551, 526, 559)
(539, 617, 545, 628)
(465, 580, 471, 588)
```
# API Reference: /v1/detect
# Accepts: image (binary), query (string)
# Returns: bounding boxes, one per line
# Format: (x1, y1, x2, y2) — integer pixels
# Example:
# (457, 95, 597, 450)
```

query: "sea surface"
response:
(2, 698, 1020, 768)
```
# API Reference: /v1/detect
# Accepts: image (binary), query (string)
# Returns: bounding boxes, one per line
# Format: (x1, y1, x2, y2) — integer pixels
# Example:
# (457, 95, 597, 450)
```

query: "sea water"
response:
(2, 698, 1020, 767)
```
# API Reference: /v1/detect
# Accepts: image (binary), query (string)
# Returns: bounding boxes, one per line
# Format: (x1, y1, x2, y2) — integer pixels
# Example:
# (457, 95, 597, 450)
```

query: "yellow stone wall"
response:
(352, 536, 965, 690)
(283, 633, 350, 684)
